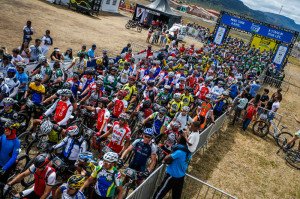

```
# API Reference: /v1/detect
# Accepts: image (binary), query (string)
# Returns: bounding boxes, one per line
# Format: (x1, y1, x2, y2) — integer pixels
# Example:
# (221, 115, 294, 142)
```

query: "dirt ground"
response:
(1, 1, 300, 198)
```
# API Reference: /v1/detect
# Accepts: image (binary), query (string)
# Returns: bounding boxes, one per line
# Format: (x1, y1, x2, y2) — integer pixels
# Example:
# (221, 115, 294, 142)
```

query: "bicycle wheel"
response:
(124, 150, 134, 164)
(21, 158, 35, 188)
(7, 155, 30, 182)
(252, 120, 269, 137)
(18, 131, 35, 151)
(125, 23, 131, 29)
(285, 150, 300, 169)
(276, 132, 295, 149)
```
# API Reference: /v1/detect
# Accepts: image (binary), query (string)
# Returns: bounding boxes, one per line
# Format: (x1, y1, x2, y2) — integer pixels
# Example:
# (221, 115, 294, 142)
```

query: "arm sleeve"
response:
(53, 137, 68, 149)
(9, 81, 20, 98)
(3, 139, 20, 171)
(44, 100, 58, 116)
(46, 171, 56, 186)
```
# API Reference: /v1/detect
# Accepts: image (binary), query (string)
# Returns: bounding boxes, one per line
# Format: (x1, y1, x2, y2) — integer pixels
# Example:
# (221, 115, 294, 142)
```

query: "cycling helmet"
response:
(67, 175, 85, 189)
(33, 153, 50, 168)
(0, 73, 4, 80)
(96, 58, 103, 65)
(128, 76, 136, 82)
(34, 74, 43, 81)
(3, 97, 16, 106)
(205, 94, 212, 99)
(182, 106, 190, 112)
(78, 151, 93, 162)
(143, 99, 152, 108)
(4, 120, 15, 129)
(62, 82, 72, 89)
(108, 59, 114, 65)
(222, 91, 229, 96)
(185, 86, 193, 93)
(110, 67, 118, 72)
(95, 80, 103, 85)
(60, 89, 72, 97)
(163, 65, 169, 70)
(173, 93, 181, 100)
(97, 75, 104, 81)
(168, 72, 175, 78)
(164, 85, 171, 90)
(7, 67, 17, 74)
(143, 128, 154, 137)
(103, 152, 118, 163)
(117, 90, 128, 97)
(158, 107, 167, 114)
(85, 68, 95, 75)
(67, 125, 80, 136)
(119, 113, 129, 121)
(147, 79, 155, 87)
(171, 121, 181, 130)
(179, 77, 186, 81)
(40, 120, 53, 135)
(98, 97, 110, 105)
(38, 56, 47, 64)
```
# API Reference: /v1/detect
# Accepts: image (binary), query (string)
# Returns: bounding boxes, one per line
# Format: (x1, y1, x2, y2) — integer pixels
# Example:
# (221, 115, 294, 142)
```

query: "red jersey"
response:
(187, 75, 198, 88)
(112, 98, 128, 117)
(108, 121, 131, 153)
(53, 100, 71, 123)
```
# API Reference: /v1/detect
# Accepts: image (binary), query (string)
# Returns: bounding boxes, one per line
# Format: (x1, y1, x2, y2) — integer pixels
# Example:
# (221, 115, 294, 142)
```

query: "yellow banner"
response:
(251, 35, 277, 52)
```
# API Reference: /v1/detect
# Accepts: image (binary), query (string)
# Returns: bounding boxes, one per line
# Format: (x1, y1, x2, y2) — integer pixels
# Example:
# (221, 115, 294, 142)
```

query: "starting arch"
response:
(213, 11, 299, 70)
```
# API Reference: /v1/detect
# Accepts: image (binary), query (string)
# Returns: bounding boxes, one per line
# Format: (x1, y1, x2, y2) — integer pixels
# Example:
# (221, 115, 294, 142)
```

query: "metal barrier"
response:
(126, 111, 237, 199)
(261, 74, 291, 93)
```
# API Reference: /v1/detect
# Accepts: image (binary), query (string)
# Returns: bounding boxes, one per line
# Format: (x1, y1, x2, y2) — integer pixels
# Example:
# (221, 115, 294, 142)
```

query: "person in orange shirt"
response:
(193, 94, 215, 129)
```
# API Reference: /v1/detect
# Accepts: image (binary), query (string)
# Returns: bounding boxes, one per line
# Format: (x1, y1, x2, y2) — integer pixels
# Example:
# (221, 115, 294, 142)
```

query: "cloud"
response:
(240, 0, 300, 24)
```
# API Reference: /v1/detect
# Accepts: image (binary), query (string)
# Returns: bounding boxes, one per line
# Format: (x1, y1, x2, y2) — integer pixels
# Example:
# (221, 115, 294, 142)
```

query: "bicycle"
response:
(252, 120, 295, 148)
(125, 20, 142, 33)
(285, 149, 300, 169)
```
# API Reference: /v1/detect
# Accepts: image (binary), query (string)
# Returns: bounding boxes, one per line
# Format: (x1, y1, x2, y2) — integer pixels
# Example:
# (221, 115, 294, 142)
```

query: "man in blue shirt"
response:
(16, 64, 28, 99)
(153, 135, 191, 199)
(249, 79, 261, 98)
(87, 44, 97, 68)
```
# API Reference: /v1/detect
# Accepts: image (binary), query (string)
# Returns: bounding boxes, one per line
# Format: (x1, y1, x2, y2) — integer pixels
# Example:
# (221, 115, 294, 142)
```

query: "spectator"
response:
(268, 97, 280, 122)
(231, 93, 248, 125)
(249, 79, 261, 98)
(23, 20, 34, 43)
(242, 103, 258, 131)
(271, 88, 282, 102)
(121, 43, 131, 54)
(63, 48, 73, 61)
(50, 48, 63, 61)
(185, 121, 201, 153)
(16, 64, 28, 99)
(11, 48, 24, 66)
(41, 30, 53, 55)
(29, 38, 42, 62)
(77, 44, 88, 59)
(87, 44, 97, 68)
(19, 41, 31, 64)
(153, 135, 191, 199)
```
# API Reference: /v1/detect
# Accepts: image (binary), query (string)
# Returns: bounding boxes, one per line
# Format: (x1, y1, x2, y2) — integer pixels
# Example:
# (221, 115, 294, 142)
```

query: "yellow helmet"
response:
(96, 58, 103, 65)
(67, 175, 85, 189)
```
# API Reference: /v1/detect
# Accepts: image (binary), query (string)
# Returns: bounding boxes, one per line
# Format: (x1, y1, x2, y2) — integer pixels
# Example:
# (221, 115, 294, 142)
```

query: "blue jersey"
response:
(60, 183, 85, 199)
(0, 135, 20, 171)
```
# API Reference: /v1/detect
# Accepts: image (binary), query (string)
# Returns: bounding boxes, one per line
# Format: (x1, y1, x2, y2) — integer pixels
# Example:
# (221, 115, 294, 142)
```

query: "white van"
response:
(168, 23, 187, 41)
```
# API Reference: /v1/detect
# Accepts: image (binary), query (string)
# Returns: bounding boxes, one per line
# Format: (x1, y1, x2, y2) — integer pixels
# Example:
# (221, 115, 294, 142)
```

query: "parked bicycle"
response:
(252, 120, 294, 148)
(125, 20, 142, 32)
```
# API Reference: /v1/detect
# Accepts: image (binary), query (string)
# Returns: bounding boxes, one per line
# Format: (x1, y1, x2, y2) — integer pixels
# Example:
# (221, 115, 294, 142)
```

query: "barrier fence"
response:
(261, 74, 290, 93)
(126, 112, 236, 199)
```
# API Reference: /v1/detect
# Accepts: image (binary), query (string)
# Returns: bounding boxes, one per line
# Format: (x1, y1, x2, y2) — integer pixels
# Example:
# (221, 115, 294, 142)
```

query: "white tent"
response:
(101, 0, 121, 13)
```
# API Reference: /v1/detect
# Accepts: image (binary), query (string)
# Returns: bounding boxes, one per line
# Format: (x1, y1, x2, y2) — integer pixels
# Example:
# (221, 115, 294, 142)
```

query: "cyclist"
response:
(75, 151, 96, 177)
(99, 113, 131, 154)
(44, 89, 73, 126)
(194, 94, 215, 129)
(155, 85, 172, 107)
(51, 125, 87, 168)
(143, 107, 171, 137)
(180, 86, 194, 109)
(0, 73, 9, 103)
(170, 106, 193, 131)
(67, 52, 87, 77)
(5, 153, 56, 199)
(120, 128, 157, 179)
(107, 90, 128, 118)
(24, 74, 45, 105)
(122, 76, 138, 111)
(103, 67, 118, 96)
(0, 98, 18, 135)
(50, 61, 64, 89)
(143, 79, 158, 102)
(213, 91, 231, 118)
(54, 175, 86, 199)
(5, 67, 20, 98)
(160, 121, 181, 154)
(0, 121, 21, 183)
(80, 152, 123, 199)
(79, 80, 105, 104)
(168, 93, 183, 117)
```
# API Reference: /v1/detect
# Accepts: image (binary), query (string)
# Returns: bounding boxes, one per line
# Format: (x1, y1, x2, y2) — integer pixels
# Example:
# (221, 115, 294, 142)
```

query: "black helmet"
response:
(33, 153, 50, 168)
(147, 80, 155, 87)
(143, 99, 152, 108)
(158, 107, 167, 114)
(85, 68, 95, 75)
(63, 82, 72, 89)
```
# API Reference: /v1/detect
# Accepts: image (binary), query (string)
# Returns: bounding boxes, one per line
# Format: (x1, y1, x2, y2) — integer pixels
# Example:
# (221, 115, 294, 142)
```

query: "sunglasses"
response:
(144, 135, 152, 139)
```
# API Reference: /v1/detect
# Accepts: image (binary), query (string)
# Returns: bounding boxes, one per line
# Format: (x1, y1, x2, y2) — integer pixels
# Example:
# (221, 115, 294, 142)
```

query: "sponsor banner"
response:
(214, 26, 226, 45)
(251, 35, 277, 52)
(273, 45, 288, 69)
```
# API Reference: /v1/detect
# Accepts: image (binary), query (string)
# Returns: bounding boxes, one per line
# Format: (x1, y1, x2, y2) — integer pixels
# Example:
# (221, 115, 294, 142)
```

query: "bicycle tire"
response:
(122, 182, 133, 198)
(252, 120, 269, 137)
(276, 132, 295, 149)
(18, 131, 34, 150)
(7, 155, 30, 183)
(124, 150, 134, 164)
(125, 23, 131, 29)
(285, 150, 300, 169)
(21, 158, 35, 188)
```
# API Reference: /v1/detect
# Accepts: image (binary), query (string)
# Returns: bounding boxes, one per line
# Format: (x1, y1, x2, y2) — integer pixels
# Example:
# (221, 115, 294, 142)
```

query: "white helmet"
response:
(59, 89, 72, 97)
(38, 56, 47, 64)
(173, 93, 181, 100)
(67, 125, 80, 136)
(0, 73, 4, 79)
(34, 74, 43, 81)
(40, 120, 53, 135)
(103, 152, 118, 163)
(182, 106, 190, 112)
(168, 72, 175, 77)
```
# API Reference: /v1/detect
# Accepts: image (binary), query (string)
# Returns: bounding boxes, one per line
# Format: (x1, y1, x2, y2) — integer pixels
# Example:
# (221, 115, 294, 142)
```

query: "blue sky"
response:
(240, 0, 300, 24)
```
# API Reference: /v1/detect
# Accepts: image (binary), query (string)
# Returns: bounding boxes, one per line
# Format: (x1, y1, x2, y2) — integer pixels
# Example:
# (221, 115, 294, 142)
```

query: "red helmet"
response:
(118, 90, 128, 97)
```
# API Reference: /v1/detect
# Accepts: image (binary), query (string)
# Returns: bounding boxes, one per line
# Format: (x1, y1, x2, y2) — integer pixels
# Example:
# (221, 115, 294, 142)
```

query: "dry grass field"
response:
(1, 0, 300, 198)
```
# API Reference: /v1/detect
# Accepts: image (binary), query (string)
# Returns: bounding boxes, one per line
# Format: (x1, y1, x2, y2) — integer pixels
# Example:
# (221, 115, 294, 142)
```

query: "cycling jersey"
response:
(199, 102, 213, 117)
(60, 183, 86, 199)
(149, 112, 171, 136)
(5, 77, 20, 98)
(163, 130, 179, 152)
(53, 136, 87, 161)
(111, 98, 128, 117)
(119, 68, 130, 84)
(186, 75, 198, 88)
(168, 100, 183, 117)
(0, 135, 20, 171)
(180, 94, 194, 107)
(156, 92, 172, 106)
(67, 78, 82, 97)
(75, 161, 95, 177)
(91, 165, 121, 198)
(195, 85, 209, 100)
(44, 99, 73, 126)
(122, 83, 137, 101)
(28, 82, 45, 104)
(29, 165, 56, 197)
(129, 139, 157, 172)
(108, 121, 131, 153)
(81, 76, 94, 93)
(96, 108, 110, 132)
(72, 57, 87, 74)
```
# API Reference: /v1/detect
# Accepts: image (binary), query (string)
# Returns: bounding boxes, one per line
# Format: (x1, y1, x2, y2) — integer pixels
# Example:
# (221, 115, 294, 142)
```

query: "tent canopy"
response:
(147, 0, 178, 16)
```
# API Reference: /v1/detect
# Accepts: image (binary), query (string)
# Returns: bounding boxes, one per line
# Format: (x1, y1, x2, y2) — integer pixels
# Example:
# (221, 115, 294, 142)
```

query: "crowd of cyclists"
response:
(0, 19, 285, 199)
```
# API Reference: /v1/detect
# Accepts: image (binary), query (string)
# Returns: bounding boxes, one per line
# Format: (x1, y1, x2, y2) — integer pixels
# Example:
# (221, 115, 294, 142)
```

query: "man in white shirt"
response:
(41, 30, 53, 56)
(169, 106, 193, 131)
(184, 121, 201, 153)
